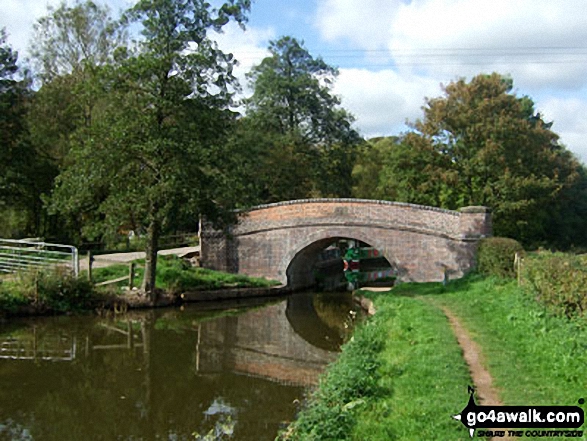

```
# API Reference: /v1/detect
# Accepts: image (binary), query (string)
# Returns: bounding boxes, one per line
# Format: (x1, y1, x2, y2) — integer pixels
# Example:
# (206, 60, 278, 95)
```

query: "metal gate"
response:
(0, 239, 79, 277)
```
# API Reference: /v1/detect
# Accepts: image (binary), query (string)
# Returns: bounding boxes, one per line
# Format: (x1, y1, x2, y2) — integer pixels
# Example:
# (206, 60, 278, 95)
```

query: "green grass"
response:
(414, 276, 587, 409)
(156, 256, 280, 292)
(1, 255, 279, 315)
(392, 276, 587, 440)
(284, 275, 587, 440)
(282, 293, 472, 440)
(89, 255, 280, 292)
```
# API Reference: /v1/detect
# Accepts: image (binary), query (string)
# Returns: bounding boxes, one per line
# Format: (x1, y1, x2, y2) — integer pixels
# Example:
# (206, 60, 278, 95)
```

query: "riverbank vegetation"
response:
(284, 261, 587, 440)
(90, 255, 279, 292)
(0, 256, 279, 317)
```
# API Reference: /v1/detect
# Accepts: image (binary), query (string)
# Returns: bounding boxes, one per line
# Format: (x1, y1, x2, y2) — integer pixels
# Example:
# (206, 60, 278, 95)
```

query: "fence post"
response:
(71, 246, 79, 278)
(514, 252, 522, 286)
(88, 251, 94, 283)
(129, 262, 135, 290)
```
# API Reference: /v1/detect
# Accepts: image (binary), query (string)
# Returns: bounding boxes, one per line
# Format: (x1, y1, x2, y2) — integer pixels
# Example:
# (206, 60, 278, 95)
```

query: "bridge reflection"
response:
(0, 294, 360, 440)
(0, 292, 358, 386)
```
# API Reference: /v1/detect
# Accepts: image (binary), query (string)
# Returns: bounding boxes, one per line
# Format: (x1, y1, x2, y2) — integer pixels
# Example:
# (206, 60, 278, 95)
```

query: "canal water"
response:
(0, 291, 362, 441)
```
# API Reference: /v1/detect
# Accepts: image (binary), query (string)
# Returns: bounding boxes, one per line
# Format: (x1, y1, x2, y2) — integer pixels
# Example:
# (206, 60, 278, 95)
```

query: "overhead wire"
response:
(228, 45, 587, 69)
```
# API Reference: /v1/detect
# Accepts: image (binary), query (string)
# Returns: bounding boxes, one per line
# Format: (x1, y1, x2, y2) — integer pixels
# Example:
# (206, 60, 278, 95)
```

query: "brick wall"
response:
(201, 199, 492, 289)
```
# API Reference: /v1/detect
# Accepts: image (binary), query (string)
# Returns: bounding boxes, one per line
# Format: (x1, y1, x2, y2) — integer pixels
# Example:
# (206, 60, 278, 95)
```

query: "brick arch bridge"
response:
(201, 199, 492, 290)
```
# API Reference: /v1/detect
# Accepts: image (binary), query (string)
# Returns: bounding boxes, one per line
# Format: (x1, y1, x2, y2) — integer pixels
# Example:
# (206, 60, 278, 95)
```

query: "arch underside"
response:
(231, 224, 475, 290)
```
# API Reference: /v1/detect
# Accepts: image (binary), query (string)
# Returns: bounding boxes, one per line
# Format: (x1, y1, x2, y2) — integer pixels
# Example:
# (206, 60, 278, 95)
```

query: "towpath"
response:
(80, 246, 200, 270)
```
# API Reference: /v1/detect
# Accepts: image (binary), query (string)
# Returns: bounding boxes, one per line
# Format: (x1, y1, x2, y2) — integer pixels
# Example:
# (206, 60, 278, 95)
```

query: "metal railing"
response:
(0, 239, 79, 277)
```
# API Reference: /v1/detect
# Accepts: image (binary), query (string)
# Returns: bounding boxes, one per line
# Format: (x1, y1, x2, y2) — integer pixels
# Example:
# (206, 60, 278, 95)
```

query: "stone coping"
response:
(237, 198, 465, 216)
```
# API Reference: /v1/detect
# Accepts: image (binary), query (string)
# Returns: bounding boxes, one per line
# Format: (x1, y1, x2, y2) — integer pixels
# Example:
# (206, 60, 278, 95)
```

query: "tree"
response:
(51, 0, 251, 299)
(30, 0, 126, 83)
(375, 73, 587, 247)
(243, 36, 361, 201)
(21, 2, 129, 241)
(0, 29, 47, 237)
(352, 137, 398, 200)
(28, 0, 127, 164)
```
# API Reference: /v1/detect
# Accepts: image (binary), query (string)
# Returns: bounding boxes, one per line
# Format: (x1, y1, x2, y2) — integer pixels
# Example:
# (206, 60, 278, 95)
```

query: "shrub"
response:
(522, 252, 587, 318)
(6, 269, 98, 312)
(476, 237, 524, 278)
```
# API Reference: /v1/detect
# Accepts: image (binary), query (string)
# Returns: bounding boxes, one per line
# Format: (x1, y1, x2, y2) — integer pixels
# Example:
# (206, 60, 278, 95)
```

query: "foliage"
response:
(156, 255, 279, 292)
(241, 36, 362, 203)
(522, 252, 587, 318)
(280, 315, 387, 440)
(282, 293, 471, 441)
(29, 0, 126, 83)
(0, 29, 47, 236)
(49, 0, 251, 298)
(0, 269, 98, 313)
(476, 236, 524, 278)
(357, 73, 587, 249)
(351, 137, 399, 200)
(89, 255, 278, 292)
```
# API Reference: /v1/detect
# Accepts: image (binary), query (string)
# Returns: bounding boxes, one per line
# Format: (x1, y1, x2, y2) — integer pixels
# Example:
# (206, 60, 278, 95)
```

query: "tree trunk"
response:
(142, 216, 160, 302)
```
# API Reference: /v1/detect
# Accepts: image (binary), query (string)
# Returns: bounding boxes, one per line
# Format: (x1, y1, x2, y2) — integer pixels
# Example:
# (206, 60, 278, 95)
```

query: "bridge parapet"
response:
(233, 199, 464, 238)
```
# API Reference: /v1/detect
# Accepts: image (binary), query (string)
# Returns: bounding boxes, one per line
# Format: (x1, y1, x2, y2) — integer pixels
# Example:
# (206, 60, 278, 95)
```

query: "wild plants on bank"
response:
(0, 268, 97, 314)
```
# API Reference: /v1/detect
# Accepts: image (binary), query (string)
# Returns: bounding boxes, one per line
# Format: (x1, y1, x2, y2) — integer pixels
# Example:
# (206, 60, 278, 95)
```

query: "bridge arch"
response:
(283, 231, 395, 288)
(201, 199, 491, 289)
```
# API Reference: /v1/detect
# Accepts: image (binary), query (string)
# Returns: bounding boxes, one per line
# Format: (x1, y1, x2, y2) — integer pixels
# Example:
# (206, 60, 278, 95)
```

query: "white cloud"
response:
(334, 68, 441, 137)
(0, 0, 132, 59)
(314, 0, 587, 163)
(315, 0, 400, 50)
(1, 0, 61, 57)
(540, 97, 587, 163)
(315, 0, 587, 91)
(389, 0, 587, 91)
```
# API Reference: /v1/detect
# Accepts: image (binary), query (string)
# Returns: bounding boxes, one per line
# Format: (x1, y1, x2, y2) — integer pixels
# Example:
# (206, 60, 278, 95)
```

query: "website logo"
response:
(453, 386, 585, 438)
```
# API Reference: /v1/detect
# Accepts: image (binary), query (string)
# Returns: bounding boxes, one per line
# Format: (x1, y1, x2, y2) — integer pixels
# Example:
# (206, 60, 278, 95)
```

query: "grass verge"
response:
(89, 255, 280, 292)
(1, 255, 280, 316)
(284, 275, 587, 440)
(281, 293, 472, 440)
(410, 276, 587, 409)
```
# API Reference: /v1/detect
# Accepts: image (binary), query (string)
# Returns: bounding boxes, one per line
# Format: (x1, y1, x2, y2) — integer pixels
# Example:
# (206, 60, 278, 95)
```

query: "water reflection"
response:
(0, 292, 360, 441)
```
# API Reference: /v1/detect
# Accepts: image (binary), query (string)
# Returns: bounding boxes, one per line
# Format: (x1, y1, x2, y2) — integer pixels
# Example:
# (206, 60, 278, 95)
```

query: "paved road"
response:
(82, 246, 200, 270)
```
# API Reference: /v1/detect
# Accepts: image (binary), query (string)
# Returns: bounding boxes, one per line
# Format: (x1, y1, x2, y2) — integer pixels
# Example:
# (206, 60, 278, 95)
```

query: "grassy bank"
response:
(281, 292, 472, 440)
(90, 255, 280, 292)
(420, 276, 587, 410)
(284, 275, 587, 440)
(0, 255, 279, 316)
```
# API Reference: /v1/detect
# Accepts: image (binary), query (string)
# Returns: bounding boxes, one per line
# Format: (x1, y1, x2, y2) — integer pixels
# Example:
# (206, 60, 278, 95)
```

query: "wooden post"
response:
(88, 251, 93, 283)
(514, 252, 522, 286)
(129, 262, 136, 290)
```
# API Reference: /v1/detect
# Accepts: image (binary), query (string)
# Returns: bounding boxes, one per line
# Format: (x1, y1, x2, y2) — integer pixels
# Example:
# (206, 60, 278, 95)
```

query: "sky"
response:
(2, 0, 587, 163)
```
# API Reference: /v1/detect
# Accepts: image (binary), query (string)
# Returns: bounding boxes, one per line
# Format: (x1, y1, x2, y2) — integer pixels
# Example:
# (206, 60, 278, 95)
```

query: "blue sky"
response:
(2, 0, 587, 163)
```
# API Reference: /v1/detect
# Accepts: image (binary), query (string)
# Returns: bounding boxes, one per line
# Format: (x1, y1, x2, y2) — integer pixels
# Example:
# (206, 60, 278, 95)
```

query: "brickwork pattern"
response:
(201, 199, 491, 289)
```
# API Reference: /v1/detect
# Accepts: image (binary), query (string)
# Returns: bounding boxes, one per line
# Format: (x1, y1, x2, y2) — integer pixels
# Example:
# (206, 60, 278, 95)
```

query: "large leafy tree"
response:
(243, 36, 361, 201)
(375, 73, 587, 247)
(28, 0, 127, 167)
(22, 1, 128, 242)
(51, 0, 251, 298)
(0, 29, 48, 236)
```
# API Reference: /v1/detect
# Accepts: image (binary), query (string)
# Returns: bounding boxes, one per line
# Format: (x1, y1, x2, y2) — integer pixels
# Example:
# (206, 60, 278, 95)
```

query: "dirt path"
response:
(80, 246, 200, 270)
(421, 298, 512, 440)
